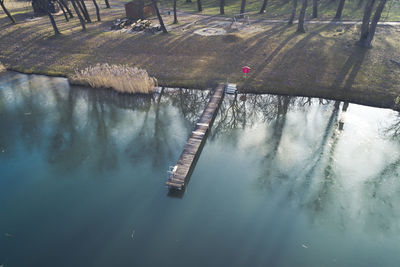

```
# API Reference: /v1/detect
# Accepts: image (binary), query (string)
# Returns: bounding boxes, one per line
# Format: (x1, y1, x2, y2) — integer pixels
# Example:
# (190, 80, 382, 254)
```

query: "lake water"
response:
(0, 72, 400, 267)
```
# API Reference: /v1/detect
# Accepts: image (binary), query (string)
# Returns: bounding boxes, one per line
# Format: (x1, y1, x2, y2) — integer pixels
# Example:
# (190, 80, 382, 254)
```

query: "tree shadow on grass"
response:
(330, 45, 368, 92)
(246, 23, 332, 85)
(242, 23, 291, 53)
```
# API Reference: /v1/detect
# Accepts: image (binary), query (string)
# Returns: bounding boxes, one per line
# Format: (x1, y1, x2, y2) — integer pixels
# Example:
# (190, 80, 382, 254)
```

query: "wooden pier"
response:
(166, 83, 225, 191)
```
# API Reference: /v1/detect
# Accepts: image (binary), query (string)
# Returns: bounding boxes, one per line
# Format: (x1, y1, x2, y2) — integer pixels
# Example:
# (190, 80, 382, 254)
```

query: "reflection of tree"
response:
(362, 113, 400, 228)
(368, 113, 400, 194)
(385, 113, 400, 139)
(213, 94, 247, 133)
(212, 94, 293, 139)
(239, 97, 400, 234)
(173, 88, 210, 124)
(307, 118, 341, 214)
(256, 100, 345, 218)
(123, 88, 209, 167)
(0, 74, 208, 174)
(257, 96, 295, 190)
(301, 101, 340, 181)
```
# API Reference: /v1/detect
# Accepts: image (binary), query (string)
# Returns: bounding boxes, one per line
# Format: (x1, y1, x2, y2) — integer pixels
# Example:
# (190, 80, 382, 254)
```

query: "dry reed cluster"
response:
(0, 62, 6, 73)
(70, 64, 157, 94)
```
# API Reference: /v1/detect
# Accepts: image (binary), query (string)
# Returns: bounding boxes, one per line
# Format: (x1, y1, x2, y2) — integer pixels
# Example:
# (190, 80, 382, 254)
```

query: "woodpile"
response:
(111, 18, 161, 33)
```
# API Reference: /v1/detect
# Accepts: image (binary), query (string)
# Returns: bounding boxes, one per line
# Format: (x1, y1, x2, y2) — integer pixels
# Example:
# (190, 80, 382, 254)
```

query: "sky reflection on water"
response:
(0, 72, 400, 267)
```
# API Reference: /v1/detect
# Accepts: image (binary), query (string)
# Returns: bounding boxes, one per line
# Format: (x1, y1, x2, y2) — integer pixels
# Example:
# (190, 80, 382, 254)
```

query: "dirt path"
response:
(172, 10, 400, 26)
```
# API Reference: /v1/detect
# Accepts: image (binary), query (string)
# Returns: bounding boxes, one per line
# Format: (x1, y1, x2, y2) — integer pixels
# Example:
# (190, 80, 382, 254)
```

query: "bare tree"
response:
(71, 0, 86, 30)
(32, 0, 60, 34)
(138, 0, 144, 19)
(312, 0, 317, 18)
(288, 0, 298, 25)
(197, 0, 202, 11)
(334, 0, 346, 19)
(56, 0, 73, 22)
(79, 0, 91, 23)
(92, 0, 101, 21)
(358, 0, 388, 47)
(220, 0, 224, 14)
(240, 0, 246, 15)
(297, 0, 308, 32)
(104, 0, 110, 8)
(0, 0, 16, 23)
(152, 0, 168, 33)
(58, 0, 73, 18)
(57, 0, 69, 21)
(259, 0, 268, 14)
(173, 0, 178, 23)
(46, 0, 60, 34)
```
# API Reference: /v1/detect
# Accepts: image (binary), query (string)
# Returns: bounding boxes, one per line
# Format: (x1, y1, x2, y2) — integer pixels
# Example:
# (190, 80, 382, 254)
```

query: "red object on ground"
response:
(242, 66, 251, 74)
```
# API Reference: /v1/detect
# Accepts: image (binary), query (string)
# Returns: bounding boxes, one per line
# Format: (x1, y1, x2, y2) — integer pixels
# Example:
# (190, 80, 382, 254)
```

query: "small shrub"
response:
(394, 95, 400, 111)
(223, 33, 243, 43)
(69, 64, 158, 94)
(0, 62, 6, 73)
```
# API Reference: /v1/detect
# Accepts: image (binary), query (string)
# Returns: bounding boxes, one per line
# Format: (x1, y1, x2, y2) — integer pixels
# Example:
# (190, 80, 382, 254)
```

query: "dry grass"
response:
(69, 64, 157, 94)
(0, 62, 5, 73)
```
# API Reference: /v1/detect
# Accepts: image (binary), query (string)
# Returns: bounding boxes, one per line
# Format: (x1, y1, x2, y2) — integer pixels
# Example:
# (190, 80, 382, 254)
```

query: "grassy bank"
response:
(157, 0, 400, 21)
(0, 0, 399, 110)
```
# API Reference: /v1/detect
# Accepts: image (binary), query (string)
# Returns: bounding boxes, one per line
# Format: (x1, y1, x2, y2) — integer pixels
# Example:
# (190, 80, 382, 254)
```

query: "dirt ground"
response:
(0, 1, 400, 109)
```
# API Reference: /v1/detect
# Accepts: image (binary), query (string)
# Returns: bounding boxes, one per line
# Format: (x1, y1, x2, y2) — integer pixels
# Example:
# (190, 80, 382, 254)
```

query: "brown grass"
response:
(0, 62, 5, 73)
(69, 64, 157, 94)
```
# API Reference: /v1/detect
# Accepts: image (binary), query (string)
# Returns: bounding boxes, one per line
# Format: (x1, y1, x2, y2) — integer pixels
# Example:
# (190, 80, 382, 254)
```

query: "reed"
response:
(0, 62, 5, 73)
(69, 64, 157, 94)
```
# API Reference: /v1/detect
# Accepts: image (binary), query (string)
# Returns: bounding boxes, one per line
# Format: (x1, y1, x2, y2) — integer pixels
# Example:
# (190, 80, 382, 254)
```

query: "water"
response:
(0, 72, 400, 267)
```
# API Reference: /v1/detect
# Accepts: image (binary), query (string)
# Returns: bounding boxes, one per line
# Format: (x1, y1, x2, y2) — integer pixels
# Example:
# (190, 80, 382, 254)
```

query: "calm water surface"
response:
(0, 72, 400, 267)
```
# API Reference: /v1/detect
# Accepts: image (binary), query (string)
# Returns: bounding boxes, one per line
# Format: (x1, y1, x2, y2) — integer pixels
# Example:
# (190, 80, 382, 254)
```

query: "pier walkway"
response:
(166, 83, 225, 190)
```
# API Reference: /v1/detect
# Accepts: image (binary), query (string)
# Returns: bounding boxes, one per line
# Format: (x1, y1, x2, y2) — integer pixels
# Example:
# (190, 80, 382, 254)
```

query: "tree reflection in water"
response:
(1, 73, 399, 234)
(212, 93, 400, 234)
(0, 74, 209, 174)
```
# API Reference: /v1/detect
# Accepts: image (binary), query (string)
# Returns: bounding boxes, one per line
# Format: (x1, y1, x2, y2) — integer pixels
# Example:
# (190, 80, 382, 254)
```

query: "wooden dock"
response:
(166, 83, 225, 190)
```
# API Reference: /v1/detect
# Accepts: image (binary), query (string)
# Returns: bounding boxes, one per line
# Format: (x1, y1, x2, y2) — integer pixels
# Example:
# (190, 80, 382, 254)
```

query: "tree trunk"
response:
(59, 0, 73, 18)
(186, 0, 191, 3)
(152, 0, 167, 33)
(47, 10, 60, 35)
(297, 0, 307, 32)
(359, 0, 376, 41)
(288, 0, 297, 24)
(138, 0, 144, 19)
(219, 0, 224, 14)
(71, 0, 86, 30)
(0, 0, 16, 23)
(361, 0, 387, 47)
(57, 0, 69, 21)
(173, 0, 178, 23)
(240, 0, 246, 15)
(334, 0, 345, 19)
(312, 0, 317, 18)
(92, 0, 101, 21)
(259, 0, 268, 14)
(197, 0, 202, 11)
(76, 0, 87, 21)
(104, 0, 110, 8)
(80, 0, 91, 22)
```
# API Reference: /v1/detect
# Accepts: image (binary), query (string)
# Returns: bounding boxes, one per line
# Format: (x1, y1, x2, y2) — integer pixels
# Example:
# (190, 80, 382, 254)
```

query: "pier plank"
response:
(166, 84, 225, 190)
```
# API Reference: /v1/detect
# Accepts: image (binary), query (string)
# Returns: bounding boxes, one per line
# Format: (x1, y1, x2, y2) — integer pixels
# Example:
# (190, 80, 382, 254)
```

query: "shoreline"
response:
(4, 68, 399, 112)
